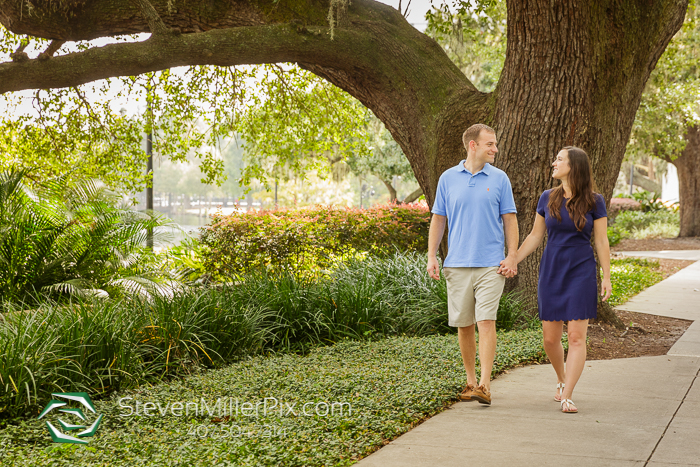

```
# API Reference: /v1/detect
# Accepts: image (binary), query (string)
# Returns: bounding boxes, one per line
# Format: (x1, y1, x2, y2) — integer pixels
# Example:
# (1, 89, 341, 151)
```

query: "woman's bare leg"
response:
(542, 320, 566, 397)
(561, 319, 589, 403)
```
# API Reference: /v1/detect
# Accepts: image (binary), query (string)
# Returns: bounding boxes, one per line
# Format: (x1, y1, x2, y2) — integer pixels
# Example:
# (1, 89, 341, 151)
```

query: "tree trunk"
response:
(379, 178, 397, 203)
(671, 125, 700, 237)
(0, 0, 688, 323)
(487, 0, 687, 309)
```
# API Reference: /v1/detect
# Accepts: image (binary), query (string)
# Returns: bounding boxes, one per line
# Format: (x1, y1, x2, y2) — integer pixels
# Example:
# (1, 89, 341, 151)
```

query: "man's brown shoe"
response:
(459, 384, 476, 401)
(471, 385, 491, 405)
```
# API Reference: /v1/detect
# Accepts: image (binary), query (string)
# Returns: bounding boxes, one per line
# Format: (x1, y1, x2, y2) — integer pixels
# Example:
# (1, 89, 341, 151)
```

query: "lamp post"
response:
(629, 163, 634, 196)
(146, 99, 154, 250)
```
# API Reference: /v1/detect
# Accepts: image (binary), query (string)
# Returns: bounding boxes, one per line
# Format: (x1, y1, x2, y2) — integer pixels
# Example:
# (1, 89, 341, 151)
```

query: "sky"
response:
(376, 0, 435, 30)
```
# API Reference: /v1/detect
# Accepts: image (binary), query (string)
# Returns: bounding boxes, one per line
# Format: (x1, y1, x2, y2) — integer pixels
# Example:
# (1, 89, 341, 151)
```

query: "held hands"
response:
(497, 255, 518, 278)
(600, 278, 612, 301)
(427, 256, 441, 280)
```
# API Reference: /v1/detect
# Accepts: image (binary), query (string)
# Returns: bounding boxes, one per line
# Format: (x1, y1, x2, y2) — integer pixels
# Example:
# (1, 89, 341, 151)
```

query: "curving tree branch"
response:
(129, 0, 172, 36)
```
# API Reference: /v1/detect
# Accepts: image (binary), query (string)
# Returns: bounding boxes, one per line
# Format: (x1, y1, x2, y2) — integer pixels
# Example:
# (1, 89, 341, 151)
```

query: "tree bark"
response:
(490, 0, 686, 310)
(0, 0, 689, 323)
(670, 125, 700, 237)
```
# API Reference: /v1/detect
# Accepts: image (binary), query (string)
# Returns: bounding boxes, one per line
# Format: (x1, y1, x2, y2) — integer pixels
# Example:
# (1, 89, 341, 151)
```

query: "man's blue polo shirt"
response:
(431, 161, 517, 267)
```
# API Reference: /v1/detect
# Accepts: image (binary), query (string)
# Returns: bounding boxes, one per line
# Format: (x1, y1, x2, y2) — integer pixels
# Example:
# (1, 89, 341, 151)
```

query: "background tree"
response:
(627, 5, 700, 236)
(0, 0, 689, 316)
(426, 0, 506, 93)
(347, 116, 421, 203)
(237, 64, 419, 201)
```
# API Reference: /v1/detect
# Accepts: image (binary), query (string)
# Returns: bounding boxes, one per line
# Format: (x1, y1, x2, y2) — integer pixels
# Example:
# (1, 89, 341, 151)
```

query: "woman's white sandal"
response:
(554, 382, 565, 402)
(561, 398, 578, 413)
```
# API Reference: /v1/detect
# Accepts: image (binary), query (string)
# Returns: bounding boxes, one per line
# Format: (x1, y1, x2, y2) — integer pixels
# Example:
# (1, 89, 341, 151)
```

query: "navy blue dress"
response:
(536, 190, 607, 322)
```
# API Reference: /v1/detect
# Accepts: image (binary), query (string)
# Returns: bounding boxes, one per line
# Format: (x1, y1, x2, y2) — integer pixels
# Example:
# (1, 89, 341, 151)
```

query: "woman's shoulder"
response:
(539, 189, 553, 199)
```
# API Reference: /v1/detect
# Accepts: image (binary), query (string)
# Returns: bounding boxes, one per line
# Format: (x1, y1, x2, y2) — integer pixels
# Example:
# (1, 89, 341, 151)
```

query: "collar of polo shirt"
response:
(460, 160, 492, 176)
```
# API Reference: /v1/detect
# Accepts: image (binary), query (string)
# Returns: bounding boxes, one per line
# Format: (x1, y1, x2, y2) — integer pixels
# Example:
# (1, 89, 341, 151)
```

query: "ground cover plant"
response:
(0, 332, 548, 466)
(608, 257, 664, 306)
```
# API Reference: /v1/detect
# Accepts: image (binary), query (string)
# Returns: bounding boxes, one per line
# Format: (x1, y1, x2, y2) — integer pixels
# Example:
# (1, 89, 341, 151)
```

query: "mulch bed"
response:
(586, 310, 692, 361)
(587, 241, 698, 360)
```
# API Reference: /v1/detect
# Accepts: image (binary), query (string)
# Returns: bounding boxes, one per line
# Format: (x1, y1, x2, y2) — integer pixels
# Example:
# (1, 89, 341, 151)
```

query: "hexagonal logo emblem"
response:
(37, 392, 103, 444)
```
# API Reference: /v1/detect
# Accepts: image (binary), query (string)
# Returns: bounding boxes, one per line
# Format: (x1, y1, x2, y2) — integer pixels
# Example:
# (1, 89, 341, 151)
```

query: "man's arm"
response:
(499, 213, 519, 277)
(427, 214, 447, 280)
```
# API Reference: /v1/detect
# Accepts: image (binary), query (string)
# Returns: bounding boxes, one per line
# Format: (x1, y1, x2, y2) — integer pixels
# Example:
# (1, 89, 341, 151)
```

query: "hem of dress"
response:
(539, 315, 596, 322)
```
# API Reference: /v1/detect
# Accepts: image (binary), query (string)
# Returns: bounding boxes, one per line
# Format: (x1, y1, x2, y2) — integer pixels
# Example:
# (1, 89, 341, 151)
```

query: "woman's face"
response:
(552, 150, 571, 181)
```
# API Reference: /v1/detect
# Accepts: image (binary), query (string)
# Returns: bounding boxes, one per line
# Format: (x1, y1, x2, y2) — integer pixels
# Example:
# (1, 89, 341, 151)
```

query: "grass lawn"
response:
(0, 330, 547, 466)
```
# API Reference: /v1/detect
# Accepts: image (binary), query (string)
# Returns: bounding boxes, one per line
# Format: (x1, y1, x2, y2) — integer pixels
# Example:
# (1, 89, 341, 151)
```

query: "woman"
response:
(514, 146, 611, 413)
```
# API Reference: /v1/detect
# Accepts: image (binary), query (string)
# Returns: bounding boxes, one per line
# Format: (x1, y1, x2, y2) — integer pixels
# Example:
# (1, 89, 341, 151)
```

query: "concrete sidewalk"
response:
(357, 251, 700, 466)
(616, 251, 700, 357)
(617, 250, 700, 262)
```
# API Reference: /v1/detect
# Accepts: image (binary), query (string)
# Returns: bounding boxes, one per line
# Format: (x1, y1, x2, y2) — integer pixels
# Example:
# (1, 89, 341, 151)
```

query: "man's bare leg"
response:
(476, 320, 496, 390)
(458, 325, 478, 386)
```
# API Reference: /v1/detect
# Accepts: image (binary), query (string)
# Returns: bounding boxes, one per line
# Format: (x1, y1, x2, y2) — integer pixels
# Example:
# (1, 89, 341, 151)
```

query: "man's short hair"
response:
(462, 124, 495, 149)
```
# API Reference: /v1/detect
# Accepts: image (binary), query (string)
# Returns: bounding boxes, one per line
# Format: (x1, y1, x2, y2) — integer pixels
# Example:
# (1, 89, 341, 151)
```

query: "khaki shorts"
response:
(443, 267, 505, 327)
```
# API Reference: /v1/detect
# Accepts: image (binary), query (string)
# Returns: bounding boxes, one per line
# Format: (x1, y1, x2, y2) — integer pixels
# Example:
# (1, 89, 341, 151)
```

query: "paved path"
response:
(357, 250, 700, 467)
(617, 250, 700, 261)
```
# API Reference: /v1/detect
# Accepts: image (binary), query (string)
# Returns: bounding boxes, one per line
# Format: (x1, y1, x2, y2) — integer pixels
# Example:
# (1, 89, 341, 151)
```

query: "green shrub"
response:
(496, 291, 535, 331)
(612, 210, 679, 239)
(0, 292, 271, 418)
(631, 190, 667, 212)
(607, 224, 629, 247)
(198, 203, 430, 279)
(629, 222, 680, 239)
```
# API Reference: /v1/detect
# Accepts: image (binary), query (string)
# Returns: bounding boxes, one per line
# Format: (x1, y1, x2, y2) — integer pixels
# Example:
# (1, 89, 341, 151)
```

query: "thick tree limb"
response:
(129, 0, 171, 36)
(402, 187, 422, 204)
(0, 4, 477, 201)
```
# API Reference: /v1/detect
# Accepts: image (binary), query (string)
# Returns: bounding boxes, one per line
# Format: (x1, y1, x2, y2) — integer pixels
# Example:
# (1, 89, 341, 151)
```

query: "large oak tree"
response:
(0, 0, 689, 318)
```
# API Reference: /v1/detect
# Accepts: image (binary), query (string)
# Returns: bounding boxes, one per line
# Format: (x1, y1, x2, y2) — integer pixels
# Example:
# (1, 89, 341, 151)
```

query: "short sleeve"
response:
(536, 191, 548, 217)
(592, 194, 607, 220)
(431, 175, 447, 216)
(499, 176, 517, 215)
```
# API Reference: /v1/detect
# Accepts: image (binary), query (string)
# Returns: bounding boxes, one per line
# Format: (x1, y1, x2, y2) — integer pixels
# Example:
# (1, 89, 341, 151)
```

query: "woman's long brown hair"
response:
(547, 146, 597, 231)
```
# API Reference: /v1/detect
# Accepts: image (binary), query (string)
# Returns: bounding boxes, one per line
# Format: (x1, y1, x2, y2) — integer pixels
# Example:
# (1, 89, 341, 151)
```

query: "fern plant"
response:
(0, 169, 180, 304)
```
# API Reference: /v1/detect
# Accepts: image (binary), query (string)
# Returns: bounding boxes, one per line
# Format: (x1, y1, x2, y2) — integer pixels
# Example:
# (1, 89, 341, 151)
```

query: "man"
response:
(426, 123, 519, 405)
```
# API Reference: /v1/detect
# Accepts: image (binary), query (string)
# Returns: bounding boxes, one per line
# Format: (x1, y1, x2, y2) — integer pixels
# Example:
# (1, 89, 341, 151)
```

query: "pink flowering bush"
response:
(199, 202, 430, 277)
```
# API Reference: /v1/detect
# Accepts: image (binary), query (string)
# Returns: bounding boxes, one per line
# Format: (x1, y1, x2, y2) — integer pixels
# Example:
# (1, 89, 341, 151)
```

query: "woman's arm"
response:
(515, 214, 547, 264)
(593, 217, 612, 301)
